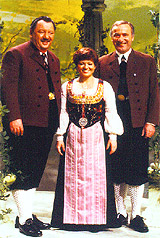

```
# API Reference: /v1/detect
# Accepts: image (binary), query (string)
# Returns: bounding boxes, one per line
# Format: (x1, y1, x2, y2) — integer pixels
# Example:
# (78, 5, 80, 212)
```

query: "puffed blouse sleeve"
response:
(56, 81, 69, 141)
(103, 81, 124, 140)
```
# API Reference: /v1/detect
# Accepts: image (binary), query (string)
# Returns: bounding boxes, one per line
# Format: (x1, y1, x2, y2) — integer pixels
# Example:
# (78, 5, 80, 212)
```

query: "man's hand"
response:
(10, 119, 24, 136)
(57, 140, 65, 156)
(142, 123, 155, 138)
(106, 139, 117, 155)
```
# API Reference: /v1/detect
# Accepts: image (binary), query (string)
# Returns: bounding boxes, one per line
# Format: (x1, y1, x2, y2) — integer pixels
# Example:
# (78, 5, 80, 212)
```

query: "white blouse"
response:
(57, 77, 123, 141)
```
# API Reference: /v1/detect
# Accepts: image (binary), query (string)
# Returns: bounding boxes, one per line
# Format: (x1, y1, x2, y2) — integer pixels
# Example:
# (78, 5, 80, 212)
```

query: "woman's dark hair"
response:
(73, 47, 99, 66)
(110, 20, 135, 36)
(30, 16, 56, 34)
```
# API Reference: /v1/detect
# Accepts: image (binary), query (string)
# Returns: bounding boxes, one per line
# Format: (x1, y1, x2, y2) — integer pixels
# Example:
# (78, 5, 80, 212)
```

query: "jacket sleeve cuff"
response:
(146, 122, 155, 127)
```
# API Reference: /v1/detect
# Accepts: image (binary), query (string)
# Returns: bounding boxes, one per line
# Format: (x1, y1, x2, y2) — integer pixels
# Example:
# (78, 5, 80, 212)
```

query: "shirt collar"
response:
(40, 51, 48, 56)
(40, 52, 48, 64)
(116, 48, 132, 64)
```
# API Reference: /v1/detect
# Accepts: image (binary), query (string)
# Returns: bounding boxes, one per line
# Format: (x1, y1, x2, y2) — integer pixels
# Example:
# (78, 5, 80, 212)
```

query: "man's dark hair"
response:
(110, 20, 135, 36)
(30, 16, 56, 34)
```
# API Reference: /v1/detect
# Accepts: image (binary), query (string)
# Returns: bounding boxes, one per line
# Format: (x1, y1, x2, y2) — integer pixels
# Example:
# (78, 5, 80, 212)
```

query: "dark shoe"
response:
(15, 216, 19, 228)
(15, 214, 51, 230)
(106, 219, 122, 228)
(32, 214, 51, 230)
(19, 218, 42, 237)
(117, 213, 128, 225)
(129, 215, 149, 233)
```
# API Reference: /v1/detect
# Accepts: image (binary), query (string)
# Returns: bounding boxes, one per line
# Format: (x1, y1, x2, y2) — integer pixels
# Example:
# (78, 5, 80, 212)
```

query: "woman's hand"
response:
(106, 139, 117, 155)
(57, 140, 65, 155)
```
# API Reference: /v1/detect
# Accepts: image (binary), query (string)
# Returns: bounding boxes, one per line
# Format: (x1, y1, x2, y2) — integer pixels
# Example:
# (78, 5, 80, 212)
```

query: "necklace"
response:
(78, 76, 95, 90)
(78, 92, 88, 128)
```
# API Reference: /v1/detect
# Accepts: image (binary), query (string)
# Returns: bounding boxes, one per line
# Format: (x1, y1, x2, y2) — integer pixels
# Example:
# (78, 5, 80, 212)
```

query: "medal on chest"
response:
(79, 93, 88, 128)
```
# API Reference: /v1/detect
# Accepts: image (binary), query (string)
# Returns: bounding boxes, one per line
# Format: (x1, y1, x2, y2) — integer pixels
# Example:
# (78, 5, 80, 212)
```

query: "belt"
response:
(117, 94, 129, 101)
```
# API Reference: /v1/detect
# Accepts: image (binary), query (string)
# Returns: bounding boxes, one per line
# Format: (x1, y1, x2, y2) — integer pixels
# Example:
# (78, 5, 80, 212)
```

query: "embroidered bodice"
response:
(67, 80, 105, 128)
(56, 77, 123, 140)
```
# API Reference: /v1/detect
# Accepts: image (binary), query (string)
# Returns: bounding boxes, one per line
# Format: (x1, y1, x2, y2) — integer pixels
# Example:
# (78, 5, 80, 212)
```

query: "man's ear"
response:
(29, 29, 33, 39)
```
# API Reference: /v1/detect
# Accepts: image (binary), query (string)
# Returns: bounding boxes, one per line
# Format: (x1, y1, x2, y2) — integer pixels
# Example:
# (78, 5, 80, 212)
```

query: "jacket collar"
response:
(29, 41, 55, 70)
(107, 52, 120, 76)
(107, 49, 137, 76)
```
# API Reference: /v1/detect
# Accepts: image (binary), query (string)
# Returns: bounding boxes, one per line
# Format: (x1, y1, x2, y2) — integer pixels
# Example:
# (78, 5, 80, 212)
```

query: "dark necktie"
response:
(117, 55, 128, 101)
(41, 53, 55, 100)
(41, 53, 58, 129)
(41, 53, 49, 74)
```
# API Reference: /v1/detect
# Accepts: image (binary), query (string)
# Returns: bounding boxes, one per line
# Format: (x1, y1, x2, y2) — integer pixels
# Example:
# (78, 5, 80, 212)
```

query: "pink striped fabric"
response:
(63, 121, 107, 224)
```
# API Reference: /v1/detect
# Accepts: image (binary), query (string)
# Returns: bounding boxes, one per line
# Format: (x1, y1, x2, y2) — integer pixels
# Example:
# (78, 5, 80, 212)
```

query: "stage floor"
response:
(0, 189, 160, 238)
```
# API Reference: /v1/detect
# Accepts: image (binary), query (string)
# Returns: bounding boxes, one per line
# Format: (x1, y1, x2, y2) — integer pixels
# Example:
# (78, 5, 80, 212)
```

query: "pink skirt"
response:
(64, 121, 107, 225)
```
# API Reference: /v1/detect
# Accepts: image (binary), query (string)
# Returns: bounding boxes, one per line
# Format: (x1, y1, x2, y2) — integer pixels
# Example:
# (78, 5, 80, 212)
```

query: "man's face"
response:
(111, 24, 134, 54)
(30, 20, 55, 53)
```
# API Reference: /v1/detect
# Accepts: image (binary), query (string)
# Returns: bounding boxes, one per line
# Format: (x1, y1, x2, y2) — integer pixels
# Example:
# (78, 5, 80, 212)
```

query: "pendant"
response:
(48, 92, 55, 100)
(79, 117, 88, 127)
(117, 94, 125, 101)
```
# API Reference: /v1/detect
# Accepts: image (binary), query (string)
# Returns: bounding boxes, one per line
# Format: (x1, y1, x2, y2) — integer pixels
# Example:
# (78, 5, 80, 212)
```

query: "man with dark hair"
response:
(1, 16, 61, 237)
(97, 20, 159, 233)
(30, 16, 56, 34)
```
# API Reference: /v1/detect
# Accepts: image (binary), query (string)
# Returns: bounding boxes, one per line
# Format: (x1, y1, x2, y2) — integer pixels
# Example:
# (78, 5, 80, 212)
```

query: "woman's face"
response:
(77, 59, 96, 79)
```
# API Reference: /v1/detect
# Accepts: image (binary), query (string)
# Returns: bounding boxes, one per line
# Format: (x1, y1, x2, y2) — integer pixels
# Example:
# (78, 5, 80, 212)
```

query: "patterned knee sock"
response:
(12, 188, 36, 225)
(114, 183, 128, 217)
(128, 184, 144, 219)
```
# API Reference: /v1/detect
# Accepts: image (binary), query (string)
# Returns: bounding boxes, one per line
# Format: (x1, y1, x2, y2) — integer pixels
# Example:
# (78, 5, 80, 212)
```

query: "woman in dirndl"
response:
(51, 47, 123, 232)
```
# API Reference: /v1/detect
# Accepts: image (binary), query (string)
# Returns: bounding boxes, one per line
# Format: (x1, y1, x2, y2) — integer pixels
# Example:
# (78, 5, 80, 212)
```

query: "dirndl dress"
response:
(51, 78, 124, 229)
(64, 80, 106, 224)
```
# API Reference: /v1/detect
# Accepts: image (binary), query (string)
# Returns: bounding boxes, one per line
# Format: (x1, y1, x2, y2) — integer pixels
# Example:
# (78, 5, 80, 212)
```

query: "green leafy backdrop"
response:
(0, 0, 159, 81)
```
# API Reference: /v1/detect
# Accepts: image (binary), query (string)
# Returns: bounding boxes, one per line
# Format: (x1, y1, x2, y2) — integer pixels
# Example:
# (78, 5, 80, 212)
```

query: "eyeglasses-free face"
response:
(111, 24, 134, 54)
(77, 60, 96, 80)
(30, 20, 55, 53)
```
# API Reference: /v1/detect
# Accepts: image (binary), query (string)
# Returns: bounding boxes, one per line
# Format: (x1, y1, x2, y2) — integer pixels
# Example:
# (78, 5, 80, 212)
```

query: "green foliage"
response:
(0, 21, 10, 173)
(0, 207, 12, 221)
(149, 10, 159, 28)
(76, 17, 86, 47)
(0, 20, 15, 221)
(146, 10, 160, 188)
(0, 104, 15, 220)
(0, 103, 15, 220)
(148, 127, 160, 188)
(76, 16, 109, 57)
(1, 0, 159, 80)
(145, 10, 160, 81)
(61, 60, 77, 82)
(59, 14, 110, 80)
(0, 21, 4, 44)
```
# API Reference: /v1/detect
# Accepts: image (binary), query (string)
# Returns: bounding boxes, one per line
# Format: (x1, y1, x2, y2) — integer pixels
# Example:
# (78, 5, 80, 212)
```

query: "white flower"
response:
(148, 167, 154, 174)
